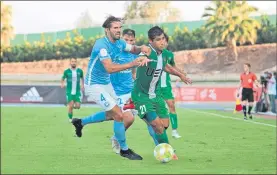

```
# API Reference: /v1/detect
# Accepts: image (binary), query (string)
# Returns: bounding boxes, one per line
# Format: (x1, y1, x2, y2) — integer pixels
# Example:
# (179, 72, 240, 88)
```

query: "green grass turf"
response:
(1, 107, 276, 174)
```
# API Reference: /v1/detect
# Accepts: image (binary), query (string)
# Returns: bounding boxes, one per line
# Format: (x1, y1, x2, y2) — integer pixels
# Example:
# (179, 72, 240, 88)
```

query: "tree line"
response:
(1, 1, 276, 63)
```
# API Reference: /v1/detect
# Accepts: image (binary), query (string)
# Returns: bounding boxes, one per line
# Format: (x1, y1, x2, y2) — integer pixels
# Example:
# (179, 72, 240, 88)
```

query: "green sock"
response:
(169, 113, 178, 129)
(155, 129, 169, 144)
(68, 113, 73, 119)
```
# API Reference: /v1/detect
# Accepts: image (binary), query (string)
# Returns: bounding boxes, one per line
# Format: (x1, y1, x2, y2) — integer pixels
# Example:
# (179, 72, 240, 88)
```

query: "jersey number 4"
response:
(101, 94, 106, 101)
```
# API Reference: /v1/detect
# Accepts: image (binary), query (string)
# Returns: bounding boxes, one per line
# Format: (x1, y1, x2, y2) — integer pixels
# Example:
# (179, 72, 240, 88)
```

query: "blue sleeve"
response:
(93, 40, 111, 61)
(132, 54, 138, 61)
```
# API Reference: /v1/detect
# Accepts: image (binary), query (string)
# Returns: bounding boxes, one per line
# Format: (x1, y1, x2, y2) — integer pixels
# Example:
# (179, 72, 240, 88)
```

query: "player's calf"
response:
(166, 100, 181, 138)
(110, 106, 142, 160)
(248, 102, 254, 119)
(68, 101, 74, 122)
(110, 111, 135, 154)
(166, 100, 176, 113)
(242, 100, 248, 119)
(147, 115, 169, 144)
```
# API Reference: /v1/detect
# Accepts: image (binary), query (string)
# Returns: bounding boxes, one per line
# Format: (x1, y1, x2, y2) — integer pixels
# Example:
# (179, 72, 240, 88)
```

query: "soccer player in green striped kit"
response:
(160, 34, 182, 138)
(131, 26, 192, 159)
(61, 58, 84, 122)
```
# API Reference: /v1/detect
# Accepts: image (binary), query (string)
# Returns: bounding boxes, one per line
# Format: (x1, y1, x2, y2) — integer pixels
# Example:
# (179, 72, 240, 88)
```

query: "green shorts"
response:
(161, 86, 174, 100)
(66, 93, 81, 103)
(131, 90, 169, 119)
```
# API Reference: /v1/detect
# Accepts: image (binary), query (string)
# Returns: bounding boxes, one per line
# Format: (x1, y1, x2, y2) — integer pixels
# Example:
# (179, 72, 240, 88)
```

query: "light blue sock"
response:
(147, 124, 159, 146)
(81, 111, 106, 126)
(112, 126, 128, 141)
(114, 121, 128, 151)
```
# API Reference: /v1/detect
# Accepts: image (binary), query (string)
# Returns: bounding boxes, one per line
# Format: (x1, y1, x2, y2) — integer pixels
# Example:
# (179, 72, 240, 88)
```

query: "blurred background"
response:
(1, 2, 276, 174)
(1, 1, 276, 112)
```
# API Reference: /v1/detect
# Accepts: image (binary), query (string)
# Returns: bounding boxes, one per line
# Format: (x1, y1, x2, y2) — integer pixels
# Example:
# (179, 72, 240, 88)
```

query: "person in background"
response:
(266, 72, 276, 114)
(61, 58, 84, 123)
(238, 63, 260, 120)
(274, 72, 277, 102)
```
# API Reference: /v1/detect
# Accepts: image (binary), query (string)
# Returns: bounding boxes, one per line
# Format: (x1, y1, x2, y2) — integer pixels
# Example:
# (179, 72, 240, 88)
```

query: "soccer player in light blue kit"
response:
(71, 16, 151, 160)
(110, 29, 159, 154)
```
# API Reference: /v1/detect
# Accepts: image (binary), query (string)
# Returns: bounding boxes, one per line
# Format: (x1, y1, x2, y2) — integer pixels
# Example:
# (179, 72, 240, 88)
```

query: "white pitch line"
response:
(186, 109, 276, 128)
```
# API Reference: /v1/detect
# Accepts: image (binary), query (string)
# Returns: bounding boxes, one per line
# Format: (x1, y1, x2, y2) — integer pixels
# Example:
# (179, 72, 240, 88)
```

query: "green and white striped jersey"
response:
(133, 45, 171, 99)
(62, 68, 84, 95)
(160, 49, 175, 88)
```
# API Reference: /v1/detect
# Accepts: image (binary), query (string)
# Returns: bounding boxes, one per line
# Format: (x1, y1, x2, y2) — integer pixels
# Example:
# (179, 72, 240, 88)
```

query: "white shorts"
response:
(117, 93, 137, 115)
(85, 84, 117, 111)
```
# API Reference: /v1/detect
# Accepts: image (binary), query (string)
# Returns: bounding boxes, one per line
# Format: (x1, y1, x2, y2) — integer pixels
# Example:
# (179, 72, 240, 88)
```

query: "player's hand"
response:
(180, 75, 192, 85)
(133, 56, 151, 67)
(81, 84, 85, 92)
(140, 45, 151, 56)
(61, 83, 65, 88)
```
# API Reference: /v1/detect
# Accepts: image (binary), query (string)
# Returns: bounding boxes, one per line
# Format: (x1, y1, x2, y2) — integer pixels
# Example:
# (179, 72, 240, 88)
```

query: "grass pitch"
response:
(1, 106, 276, 174)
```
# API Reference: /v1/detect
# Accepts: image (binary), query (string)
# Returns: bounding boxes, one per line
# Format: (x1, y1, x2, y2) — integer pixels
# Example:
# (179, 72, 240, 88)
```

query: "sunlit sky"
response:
(4, 1, 277, 34)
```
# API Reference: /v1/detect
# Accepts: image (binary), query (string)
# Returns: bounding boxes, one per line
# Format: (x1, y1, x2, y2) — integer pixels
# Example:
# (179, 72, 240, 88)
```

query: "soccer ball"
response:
(154, 143, 174, 163)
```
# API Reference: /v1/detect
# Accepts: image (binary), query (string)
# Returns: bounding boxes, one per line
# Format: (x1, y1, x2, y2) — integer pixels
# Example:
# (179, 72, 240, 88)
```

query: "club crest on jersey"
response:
(100, 49, 108, 57)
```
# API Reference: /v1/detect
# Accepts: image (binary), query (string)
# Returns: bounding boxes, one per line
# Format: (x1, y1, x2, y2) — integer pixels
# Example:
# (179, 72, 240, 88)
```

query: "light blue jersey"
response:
(110, 52, 138, 96)
(85, 37, 132, 85)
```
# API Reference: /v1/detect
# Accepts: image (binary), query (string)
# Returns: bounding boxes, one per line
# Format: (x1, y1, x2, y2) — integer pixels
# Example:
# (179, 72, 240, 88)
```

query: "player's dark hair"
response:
(164, 33, 169, 42)
(102, 15, 122, 29)
(244, 63, 251, 68)
(123, 29, 135, 37)
(148, 26, 164, 41)
(70, 57, 77, 61)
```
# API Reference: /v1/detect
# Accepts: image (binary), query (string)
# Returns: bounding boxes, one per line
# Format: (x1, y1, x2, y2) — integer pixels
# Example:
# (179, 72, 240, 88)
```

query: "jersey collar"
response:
(105, 36, 118, 45)
(149, 44, 163, 55)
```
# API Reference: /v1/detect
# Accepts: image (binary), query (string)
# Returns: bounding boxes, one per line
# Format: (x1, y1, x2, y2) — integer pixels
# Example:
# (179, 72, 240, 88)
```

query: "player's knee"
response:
(123, 112, 135, 129)
(169, 106, 175, 113)
(115, 113, 124, 122)
(155, 125, 164, 134)
(108, 105, 124, 121)
(68, 103, 74, 110)
(113, 110, 124, 122)
(74, 103, 80, 109)
(151, 119, 164, 134)
(161, 118, 169, 128)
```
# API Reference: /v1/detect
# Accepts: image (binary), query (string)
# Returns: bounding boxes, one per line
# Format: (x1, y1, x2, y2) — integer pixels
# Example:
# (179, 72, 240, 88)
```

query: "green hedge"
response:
(1, 25, 276, 63)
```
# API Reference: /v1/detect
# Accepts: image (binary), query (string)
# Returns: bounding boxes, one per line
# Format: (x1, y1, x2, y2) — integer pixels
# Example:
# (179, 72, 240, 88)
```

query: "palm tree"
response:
(202, 0, 261, 62)
(1, 2, 14, 47)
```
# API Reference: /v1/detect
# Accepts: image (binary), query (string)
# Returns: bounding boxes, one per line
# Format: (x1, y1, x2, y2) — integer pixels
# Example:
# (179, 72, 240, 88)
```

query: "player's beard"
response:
(71, 65, 76, 69)
(112, 32, 121, 40)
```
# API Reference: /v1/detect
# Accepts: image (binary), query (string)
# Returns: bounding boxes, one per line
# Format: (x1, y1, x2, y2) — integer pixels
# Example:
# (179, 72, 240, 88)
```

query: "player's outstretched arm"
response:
(164, 64, 192, 85)
(102, 57, 150, 73)
(128, 45, 151, 56)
